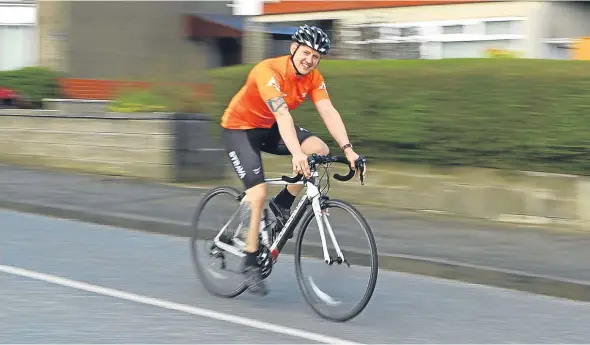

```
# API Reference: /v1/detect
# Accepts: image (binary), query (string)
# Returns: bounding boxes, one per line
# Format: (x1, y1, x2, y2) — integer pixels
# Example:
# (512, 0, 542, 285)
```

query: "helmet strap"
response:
(290, 44, 304, 76)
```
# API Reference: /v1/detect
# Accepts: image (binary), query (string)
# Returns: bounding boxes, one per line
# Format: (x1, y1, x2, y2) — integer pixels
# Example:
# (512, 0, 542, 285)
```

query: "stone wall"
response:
(1, 108, 589, 230)
(0, 109, 226, 182)
(255, 155, 590, 230)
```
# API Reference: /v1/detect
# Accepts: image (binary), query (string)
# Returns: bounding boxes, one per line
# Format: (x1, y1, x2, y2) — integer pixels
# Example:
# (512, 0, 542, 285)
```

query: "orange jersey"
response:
(220, 55, 330, 130)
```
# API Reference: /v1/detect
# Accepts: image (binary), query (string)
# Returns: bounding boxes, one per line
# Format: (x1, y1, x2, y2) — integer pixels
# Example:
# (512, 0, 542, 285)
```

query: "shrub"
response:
(0, 67, 61, 107)
(108, 83, 205, 113)
(205, 58, 590, 175)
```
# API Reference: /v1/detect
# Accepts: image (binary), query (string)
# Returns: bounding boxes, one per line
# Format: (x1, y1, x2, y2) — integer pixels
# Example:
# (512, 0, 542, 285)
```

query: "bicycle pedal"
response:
(209, 247, 222, 257)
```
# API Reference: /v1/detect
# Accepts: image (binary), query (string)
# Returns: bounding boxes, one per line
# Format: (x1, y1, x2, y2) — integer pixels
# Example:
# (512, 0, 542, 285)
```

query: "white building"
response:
(245, 0, 590, 60)
(0, 1, 37, 71)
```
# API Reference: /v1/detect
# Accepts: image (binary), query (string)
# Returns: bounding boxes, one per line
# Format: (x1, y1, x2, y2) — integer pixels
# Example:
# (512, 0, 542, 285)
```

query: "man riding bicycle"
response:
(220, 24, 367, 296)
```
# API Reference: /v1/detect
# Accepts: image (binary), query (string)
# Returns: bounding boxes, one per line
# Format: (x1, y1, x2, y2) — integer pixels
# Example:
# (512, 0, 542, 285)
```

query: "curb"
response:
(1, 198, 589, 302)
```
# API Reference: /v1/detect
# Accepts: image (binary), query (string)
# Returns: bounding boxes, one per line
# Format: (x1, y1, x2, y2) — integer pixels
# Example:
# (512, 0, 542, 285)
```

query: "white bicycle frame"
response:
(212, 169, 346, 264)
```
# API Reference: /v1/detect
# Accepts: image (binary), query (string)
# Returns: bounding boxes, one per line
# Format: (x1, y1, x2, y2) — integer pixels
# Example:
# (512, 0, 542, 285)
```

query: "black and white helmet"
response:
(291, 24, 331, 55)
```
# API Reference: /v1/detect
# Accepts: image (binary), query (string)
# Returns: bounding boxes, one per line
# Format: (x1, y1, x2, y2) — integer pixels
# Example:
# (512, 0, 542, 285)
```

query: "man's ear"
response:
(289, 42, 298, 55)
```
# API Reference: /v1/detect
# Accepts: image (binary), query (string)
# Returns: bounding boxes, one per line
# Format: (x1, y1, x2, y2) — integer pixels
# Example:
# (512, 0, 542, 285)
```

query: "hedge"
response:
(108, 85, 205, 113)
(204, 59, 590, 176)
(0, 67, 62, 107)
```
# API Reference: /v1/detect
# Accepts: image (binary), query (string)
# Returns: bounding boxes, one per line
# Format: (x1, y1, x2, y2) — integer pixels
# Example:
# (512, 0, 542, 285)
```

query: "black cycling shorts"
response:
(221, 122, 314, 190)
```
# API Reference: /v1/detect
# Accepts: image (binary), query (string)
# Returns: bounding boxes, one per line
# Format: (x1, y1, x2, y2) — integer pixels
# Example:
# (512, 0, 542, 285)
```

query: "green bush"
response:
(205, 58, 590, 175)
(0, 67, 62, 107)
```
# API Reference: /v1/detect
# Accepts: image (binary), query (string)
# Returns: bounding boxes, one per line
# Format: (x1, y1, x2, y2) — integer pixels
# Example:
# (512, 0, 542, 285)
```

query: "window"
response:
(485, 21, 514, 35)
(400, 26, 420, 37)
(0, 25, 37, 71)
(442, 25, 464, 34)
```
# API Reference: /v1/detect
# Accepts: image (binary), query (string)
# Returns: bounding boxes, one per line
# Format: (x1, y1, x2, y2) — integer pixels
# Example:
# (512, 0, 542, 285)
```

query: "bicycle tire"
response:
(190, 186, 248, 298)
(294, 198, 378, 322)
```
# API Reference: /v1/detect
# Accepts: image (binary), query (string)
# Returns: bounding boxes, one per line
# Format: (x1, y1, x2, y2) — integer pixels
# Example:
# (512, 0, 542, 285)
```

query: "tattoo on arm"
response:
(266, 96, 288, 113)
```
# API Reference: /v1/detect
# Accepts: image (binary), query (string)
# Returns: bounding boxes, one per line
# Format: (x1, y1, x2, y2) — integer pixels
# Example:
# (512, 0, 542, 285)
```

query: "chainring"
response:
(257, 245, 273, 279)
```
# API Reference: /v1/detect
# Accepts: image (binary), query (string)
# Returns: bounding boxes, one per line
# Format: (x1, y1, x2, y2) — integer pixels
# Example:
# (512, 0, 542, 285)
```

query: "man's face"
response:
(290, 43, 321, 75)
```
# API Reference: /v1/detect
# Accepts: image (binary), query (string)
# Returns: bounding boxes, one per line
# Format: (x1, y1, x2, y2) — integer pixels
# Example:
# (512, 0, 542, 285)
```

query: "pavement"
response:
(2, 209, 590, 343)
(1, 163, 590, 303)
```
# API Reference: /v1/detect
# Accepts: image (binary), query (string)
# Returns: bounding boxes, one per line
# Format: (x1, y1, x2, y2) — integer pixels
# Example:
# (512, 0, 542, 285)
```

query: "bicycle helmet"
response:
(291, 24, 331, 55)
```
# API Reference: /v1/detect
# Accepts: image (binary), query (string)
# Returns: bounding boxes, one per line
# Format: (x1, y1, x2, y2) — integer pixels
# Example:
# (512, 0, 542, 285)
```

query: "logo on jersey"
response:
(296, 91, 308, 102)
(318, 82, 328, 95)
(267, 77, 288, 97)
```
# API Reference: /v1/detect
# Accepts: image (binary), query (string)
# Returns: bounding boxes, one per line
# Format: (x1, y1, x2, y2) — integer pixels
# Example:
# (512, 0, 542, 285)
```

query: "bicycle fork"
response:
(311, 196, 349, 267)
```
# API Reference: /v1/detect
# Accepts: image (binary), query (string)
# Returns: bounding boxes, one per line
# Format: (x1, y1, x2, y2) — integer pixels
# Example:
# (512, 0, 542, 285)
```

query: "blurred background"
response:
(3, 0, 590, 74)
(1, 0, 590, 219)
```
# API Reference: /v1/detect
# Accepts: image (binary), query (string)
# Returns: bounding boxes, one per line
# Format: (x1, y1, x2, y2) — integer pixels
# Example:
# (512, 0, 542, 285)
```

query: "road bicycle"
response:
(190, 153, 378, 322)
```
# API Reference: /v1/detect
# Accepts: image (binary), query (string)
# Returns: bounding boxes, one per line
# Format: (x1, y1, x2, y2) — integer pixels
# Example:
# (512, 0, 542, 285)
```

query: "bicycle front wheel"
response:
(294, 198, 378, 322)
(190, 186, 248, 298)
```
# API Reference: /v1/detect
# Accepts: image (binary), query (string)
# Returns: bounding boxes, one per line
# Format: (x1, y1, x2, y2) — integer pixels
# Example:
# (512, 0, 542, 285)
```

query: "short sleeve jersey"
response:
(220, 55, 330, 130)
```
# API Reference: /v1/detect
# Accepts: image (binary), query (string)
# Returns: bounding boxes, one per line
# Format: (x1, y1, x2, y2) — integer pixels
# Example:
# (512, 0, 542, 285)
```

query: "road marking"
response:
(0, 264, 361, 345)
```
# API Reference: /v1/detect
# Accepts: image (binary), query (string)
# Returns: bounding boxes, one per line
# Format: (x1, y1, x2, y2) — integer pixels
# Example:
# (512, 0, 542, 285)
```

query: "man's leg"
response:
(274, 135, 330, 207)
(264, 124, 329, 225)
(240, 182, 268, 295)
(221, 127, 269, 295)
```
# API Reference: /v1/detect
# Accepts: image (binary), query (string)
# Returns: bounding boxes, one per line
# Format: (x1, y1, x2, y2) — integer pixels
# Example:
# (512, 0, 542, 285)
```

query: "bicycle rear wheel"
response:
(294, 198, 378, 322)
(190, 186, 248, 298)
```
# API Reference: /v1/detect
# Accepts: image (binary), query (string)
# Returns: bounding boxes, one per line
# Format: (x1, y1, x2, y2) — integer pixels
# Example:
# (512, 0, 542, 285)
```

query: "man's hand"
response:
(292, 152, 310, 178)
(344, 148, 367, 179)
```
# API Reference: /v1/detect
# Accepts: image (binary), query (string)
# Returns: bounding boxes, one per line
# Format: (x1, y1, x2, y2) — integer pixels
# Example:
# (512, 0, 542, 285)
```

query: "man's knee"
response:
(302, 136, 329, 155)
(245, 182, 267, 207)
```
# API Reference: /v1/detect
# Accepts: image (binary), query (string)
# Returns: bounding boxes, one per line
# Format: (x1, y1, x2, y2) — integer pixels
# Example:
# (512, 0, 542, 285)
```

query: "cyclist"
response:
(219, 24, 367, 296)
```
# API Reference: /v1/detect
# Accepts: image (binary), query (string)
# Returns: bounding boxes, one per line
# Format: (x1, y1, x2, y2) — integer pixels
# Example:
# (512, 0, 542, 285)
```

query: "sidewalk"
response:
(1, 163, 589, 301)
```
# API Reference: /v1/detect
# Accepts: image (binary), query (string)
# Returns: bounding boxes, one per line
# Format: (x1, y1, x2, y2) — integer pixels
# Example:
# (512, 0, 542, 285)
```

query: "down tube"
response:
(271, 195, 309, 257)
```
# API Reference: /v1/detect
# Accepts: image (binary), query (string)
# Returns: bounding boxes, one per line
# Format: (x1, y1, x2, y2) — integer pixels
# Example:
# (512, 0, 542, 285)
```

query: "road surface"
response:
(1, 209, 590, 343)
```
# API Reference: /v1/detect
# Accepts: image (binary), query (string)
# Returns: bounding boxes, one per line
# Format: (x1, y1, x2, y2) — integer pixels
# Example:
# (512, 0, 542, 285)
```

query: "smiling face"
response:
(290, 42, 321, 75)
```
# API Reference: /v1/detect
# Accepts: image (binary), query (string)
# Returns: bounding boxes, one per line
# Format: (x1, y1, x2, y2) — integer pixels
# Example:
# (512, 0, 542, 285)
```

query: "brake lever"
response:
(355, 156, 367, 186)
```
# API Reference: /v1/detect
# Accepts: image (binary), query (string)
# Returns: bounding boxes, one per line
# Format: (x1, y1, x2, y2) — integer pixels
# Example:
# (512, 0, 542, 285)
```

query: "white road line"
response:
(0, 264, 361, 345)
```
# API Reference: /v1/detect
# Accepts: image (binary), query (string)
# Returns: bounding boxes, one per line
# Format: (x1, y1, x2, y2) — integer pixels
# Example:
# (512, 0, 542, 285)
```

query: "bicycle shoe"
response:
(242, 256, 268, 296)
(269, 198, 293, 239)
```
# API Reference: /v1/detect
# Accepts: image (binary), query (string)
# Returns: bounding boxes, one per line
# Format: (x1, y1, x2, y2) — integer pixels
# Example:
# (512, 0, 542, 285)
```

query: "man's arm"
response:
(310, 75, 365, 176)
(314, 98, 352, 150)
(309, 74, 352, 151)
(254, 66, 304, 157)
(266, 96, 304, 156)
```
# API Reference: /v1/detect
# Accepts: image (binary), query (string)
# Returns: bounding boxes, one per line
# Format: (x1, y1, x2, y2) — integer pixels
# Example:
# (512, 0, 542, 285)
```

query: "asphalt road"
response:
(2, 209, 590, 343)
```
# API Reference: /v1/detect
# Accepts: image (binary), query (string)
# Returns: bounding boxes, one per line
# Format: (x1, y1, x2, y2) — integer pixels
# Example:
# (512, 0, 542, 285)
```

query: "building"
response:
(37, 1, 239, 79)
(248, 0, 590, 60)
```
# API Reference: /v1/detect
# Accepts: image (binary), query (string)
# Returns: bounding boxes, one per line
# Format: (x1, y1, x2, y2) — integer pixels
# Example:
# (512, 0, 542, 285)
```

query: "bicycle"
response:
(190, 153, 378, 322)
